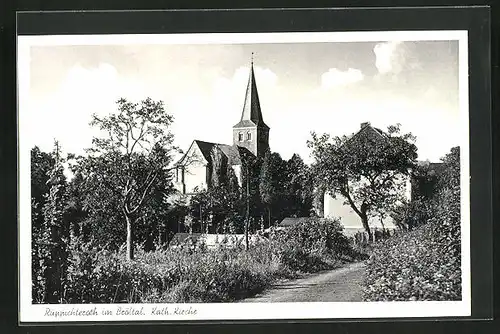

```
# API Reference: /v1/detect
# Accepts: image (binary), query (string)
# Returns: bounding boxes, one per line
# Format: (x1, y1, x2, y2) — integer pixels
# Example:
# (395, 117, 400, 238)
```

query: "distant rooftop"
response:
(278, 217, 311, 227)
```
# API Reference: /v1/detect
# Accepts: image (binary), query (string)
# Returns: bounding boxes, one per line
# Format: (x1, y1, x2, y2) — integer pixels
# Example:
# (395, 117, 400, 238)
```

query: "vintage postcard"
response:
(18, 30, 470, 323)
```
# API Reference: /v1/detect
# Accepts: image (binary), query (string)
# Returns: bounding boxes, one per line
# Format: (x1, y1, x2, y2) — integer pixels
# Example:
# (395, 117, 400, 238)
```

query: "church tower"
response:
(232, 56, 270, 157)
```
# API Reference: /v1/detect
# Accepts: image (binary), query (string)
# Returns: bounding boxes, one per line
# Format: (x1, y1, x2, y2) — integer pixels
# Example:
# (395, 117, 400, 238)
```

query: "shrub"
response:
(269, 218, 353, 273)
(363, 148, 461, 301)
(58, 217, 357, 303)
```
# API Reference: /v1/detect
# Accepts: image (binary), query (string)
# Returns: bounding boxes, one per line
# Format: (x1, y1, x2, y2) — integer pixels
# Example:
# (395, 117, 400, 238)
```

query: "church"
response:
(173, 59, 269, 195)
(173, 59, 412, 234)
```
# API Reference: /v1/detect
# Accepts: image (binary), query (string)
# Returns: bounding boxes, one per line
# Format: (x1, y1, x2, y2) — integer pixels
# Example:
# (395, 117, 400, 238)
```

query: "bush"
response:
(62, 245, 275, 303)
(55, 217, 358, 304)
(269, 218, 353, 273)
(363, 221, 461, 301)
(363, 148, 461, 301)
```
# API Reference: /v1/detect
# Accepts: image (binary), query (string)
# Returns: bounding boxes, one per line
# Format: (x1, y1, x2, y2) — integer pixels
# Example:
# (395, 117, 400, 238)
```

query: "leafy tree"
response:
(63, 166, 89, 240)
(85, 97, 177, 260)
(432, 146, 460, 258)
(284, 154, 314, 217)
(69, 154, 127, 249)
(411, 161, 441, 201)
(31, 146, 55, 231)
(239, 148, 263, 249)
(259, 151, 314, 227)
(308, 123, 418, 237)
(187, 159, 242, 234)
(40, 141, 69, 303)
(259, 150, 276, 227)
(436, 146, 460, 191)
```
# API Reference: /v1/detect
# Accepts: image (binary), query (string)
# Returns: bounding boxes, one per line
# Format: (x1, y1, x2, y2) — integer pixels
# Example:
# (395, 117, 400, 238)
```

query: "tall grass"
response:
(55, 218, 357, 304)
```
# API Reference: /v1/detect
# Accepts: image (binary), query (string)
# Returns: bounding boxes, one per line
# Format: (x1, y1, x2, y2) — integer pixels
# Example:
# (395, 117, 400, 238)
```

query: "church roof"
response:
(190, 140, 242, 166)
(218, 144, 242, 165)
(233, 61, 269, 130)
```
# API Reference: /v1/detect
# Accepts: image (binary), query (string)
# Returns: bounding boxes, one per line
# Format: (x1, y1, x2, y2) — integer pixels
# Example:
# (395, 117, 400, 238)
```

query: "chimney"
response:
(361, 122, 370, 129)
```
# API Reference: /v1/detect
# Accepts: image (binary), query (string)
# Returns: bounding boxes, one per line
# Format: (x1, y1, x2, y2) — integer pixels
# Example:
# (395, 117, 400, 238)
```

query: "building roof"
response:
(278, 217, 311, 227)
(233, 62, 269, 130)
(218, 144, 242, 165)
(176, 140, 243, 166)
(339, 122, 388, 151)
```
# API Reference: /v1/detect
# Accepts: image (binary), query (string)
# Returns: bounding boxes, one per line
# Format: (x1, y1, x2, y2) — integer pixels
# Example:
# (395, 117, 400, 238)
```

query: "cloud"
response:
(373, 41, 420, 75)
(321, 68, 364, 89)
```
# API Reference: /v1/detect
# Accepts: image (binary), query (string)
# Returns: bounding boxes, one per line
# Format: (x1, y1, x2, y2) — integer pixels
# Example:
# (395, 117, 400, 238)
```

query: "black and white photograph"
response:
(18, 29, 470, 322)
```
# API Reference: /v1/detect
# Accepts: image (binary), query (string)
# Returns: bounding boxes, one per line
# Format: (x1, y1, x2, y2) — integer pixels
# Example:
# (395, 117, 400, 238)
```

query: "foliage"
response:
(32, 141, 70, 303)
(363, 147, 461, 301)
(37, 217, 358, 304)
(308, 123, 418, 235)
(187, 161, 243, 234)
(80, 97, 177, 259)
(31, 146, 55, 231)
(31, 146, 56, 302)
(269, 218, 353, 272)
(259, 151, 315, 227)
(390, 197, 435, 230)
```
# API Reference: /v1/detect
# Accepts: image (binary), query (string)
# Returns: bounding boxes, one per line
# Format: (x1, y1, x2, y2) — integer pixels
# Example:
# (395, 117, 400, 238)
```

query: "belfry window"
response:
(247, 132, 252, 141)
(238, 132, 243, 141)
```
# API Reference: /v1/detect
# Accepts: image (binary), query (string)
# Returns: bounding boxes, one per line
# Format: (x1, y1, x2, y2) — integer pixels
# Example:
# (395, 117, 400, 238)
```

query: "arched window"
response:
(247, 132, 252, 141)
(238, 132, 243, 141)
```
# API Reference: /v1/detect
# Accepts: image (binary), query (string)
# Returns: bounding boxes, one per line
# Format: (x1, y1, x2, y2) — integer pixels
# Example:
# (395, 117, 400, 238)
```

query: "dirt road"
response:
(242, 262, 366, 303)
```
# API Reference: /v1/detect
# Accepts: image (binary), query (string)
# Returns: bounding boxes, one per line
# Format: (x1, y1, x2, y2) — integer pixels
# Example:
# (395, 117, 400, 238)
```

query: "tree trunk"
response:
(126, 214, 134, 260)
(268, 206, 271, 228)
(361, 214, 371, 241)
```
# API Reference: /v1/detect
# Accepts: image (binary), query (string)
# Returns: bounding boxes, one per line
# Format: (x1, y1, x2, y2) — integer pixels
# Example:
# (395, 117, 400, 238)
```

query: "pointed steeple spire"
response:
(233, 55, 269, 129)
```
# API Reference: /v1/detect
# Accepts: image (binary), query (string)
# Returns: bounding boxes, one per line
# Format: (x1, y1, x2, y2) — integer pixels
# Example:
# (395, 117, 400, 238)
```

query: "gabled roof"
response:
(233, 62, 269, 130)
(356, 122, 387, 139)
(193, 140, 216, 162)
(176, 140, 243, 166)
(340, 122, 388, 150)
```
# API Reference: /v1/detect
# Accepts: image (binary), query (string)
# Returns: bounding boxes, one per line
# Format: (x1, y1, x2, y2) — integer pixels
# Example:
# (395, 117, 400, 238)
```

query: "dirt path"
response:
(242, 262, 366, 303)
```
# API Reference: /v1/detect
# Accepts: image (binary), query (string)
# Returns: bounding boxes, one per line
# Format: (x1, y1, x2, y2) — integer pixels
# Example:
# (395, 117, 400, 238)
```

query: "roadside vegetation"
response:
(44, 218, 358, 303)
(362, 147, 461, 301)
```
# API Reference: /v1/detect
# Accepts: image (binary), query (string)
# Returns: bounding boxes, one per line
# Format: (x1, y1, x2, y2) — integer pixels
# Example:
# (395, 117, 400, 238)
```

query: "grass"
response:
(59, 218, 358, 304)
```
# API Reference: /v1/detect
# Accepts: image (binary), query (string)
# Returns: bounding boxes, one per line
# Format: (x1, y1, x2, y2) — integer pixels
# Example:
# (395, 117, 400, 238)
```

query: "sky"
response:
(24, 37, 461, 165)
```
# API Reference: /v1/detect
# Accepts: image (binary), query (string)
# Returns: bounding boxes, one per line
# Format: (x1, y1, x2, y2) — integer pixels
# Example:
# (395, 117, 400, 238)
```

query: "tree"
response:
(31, 146, 55, 232)
(40, 141, 69, 303)
(432, 146, 461, 258)
(86, 97, 177, 260)
(284, 154, 314, 217)
(259, 151, 314, 227)
(259, 150, 276, 227)
(308, 123, 417, 237)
